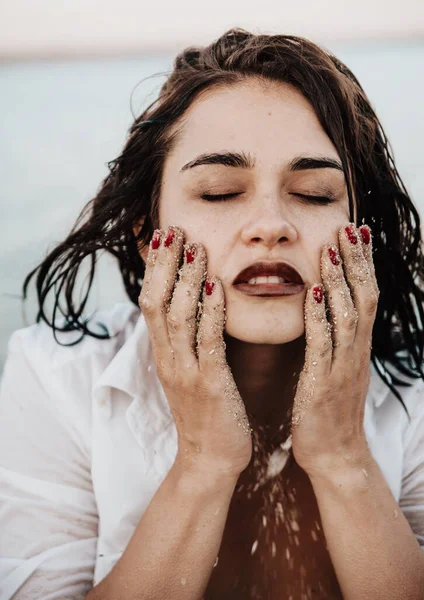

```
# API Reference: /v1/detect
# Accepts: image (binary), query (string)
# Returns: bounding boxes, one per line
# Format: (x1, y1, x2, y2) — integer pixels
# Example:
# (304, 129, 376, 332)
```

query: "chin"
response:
(224, 309, 305, 345)
(222, 288, 307, 344)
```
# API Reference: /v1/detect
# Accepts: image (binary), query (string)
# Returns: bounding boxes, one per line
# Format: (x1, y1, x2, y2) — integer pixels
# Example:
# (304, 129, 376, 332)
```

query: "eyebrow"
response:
(289, 156, 343, 172)
(180, 152, 343, 173)
(180, 151, 255, 172)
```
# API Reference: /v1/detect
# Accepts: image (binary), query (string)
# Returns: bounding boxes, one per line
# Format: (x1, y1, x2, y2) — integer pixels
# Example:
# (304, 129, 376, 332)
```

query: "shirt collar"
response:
(94, 311, 149, 404)
(93, 309, 177, 482)
(93, 310, 172, 424)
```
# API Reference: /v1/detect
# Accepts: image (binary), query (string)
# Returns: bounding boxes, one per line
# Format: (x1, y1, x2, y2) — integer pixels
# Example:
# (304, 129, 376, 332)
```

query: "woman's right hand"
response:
(138, 226, 252, 480)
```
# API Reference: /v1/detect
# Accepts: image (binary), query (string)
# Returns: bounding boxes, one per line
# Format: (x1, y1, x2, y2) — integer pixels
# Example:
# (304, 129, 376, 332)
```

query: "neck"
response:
(224, 334, 305, 444)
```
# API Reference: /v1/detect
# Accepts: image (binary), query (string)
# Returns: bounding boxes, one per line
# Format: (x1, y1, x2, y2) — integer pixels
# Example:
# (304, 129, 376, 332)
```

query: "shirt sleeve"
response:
(0, 329, 98, 600)
(399, 380, 424, 550)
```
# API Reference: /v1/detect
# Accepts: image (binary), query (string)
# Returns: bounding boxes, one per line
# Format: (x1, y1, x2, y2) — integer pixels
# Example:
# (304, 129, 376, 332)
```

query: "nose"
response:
(240, 195, 298, 249)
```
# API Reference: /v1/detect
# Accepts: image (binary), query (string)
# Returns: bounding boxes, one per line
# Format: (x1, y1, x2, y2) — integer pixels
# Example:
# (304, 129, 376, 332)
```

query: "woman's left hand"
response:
(290, 222, 380, 479)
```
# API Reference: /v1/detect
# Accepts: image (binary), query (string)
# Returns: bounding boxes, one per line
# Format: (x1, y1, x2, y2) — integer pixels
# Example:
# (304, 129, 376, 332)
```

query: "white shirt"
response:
(0, 302, 423, 599)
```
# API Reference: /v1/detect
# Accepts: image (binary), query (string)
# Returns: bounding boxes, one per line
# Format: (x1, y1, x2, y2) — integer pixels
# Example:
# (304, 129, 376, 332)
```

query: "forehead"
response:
(169, 80, 339, 168)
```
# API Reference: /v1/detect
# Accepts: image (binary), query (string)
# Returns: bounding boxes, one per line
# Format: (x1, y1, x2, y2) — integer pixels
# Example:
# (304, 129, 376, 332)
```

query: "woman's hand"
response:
(291, 222, 379, 479)
(138, 226, 252, 480)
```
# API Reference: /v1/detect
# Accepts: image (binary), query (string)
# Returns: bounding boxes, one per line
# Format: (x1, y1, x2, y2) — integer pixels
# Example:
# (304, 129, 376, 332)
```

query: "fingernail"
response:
(164, 227, 175, 248)
(359, 225, 371, 245)
(205, 278, 215, 296)
(328, 245, 341, 266)
(185, 245, 196, 264)
(345, 224, 358, 245)
(151, 230, 161, 250)
(313, 285, 323, 303)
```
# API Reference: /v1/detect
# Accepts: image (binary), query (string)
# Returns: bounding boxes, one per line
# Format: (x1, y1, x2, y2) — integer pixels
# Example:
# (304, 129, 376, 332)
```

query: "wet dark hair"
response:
(23, 28, 424, 416)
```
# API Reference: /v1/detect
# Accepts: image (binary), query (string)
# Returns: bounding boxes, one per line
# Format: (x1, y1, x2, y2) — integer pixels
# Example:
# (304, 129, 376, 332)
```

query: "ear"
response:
(133, 217, 149, 263)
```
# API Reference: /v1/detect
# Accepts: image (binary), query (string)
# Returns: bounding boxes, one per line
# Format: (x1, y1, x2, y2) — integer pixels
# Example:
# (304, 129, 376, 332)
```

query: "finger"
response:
(292, 283, 332, 428)
(339, 223, 377, 345)
(167, 242, 207, 369)
(197, 276, 227, 371)
(197, 277, 250, 432)
(138, 226, 185, 370)
(358, 225, 379, 290)
(321, 240, 357, 360)
(140, 228, 165, 291)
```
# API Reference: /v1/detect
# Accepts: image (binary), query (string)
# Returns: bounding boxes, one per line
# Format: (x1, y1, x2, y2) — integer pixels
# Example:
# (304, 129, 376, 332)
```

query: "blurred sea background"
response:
(1, 31, 424, 371)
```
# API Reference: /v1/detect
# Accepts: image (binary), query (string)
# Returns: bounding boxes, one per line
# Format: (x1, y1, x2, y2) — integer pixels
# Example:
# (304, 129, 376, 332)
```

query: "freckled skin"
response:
(159, 80, 351, 350)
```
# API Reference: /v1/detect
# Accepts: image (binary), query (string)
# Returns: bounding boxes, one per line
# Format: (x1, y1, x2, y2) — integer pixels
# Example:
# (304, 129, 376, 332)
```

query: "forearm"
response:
(87, 456, 237, 600)
(309, 450, 424, 600)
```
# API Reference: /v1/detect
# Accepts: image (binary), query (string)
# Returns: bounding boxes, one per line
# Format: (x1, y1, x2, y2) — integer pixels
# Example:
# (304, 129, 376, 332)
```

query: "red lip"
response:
(232, 261, 304, 285)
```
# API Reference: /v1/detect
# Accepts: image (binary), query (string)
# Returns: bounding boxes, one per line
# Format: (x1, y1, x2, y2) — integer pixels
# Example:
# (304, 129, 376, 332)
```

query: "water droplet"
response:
(251, 540, 258, 555)
(213, 556, 219, 568)
(262, 515, 267, 528)
(290, 519, 300, 532)
(393, 508, 399, 519)
(266, 448, 289, 479)
(271, 541, 276, 557)
(209, 348, 215, 355)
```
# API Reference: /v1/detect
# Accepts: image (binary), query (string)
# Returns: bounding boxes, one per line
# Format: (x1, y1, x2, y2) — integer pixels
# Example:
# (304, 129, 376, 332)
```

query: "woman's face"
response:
(158, 79, 351, 344)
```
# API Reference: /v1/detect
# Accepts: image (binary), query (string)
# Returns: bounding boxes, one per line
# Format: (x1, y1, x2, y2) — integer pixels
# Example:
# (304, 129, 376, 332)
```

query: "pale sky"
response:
(1, 0, 423, 60)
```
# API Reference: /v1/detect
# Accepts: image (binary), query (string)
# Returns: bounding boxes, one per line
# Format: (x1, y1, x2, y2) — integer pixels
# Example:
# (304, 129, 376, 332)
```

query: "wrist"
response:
(304, 443, 373, 487)
(172, 452, 240, 495)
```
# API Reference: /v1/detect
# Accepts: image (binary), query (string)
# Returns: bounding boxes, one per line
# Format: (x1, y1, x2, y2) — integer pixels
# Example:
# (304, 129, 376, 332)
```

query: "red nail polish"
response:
(151, 231, 161, 250)
(164, 228, 175, 248)
(313, 285, 323, 303)
(328, 246, 340, 266)
(345, 224, 358, 245)
(359, 225, 371, 245)
(185, 246, 196, 264)
(205, 279, 215, 296)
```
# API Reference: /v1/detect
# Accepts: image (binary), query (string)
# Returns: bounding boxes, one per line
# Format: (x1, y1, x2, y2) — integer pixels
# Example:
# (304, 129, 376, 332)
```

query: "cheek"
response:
(161, 200, 226, 246)
(304, 203, 349, 231)
(302, 212, 348, 276)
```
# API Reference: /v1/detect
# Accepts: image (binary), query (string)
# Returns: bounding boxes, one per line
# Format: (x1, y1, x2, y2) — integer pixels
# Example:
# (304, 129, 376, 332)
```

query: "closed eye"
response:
(291, 193, 335, 205)
(201, 192, 335, 204)
(201, 193, 242, 201)
(201, 192, 242, 202)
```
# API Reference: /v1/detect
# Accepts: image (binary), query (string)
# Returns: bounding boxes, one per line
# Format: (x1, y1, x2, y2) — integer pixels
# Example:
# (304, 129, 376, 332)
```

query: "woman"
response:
(0, 28, 423, 600)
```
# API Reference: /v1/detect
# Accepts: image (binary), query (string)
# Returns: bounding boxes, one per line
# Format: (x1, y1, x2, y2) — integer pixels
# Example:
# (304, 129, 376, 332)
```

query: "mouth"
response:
(232, 261, 305, 297)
